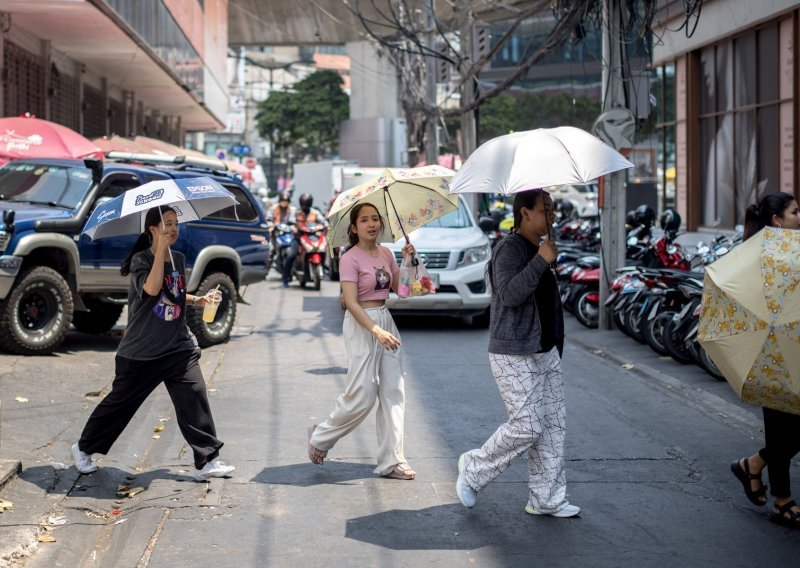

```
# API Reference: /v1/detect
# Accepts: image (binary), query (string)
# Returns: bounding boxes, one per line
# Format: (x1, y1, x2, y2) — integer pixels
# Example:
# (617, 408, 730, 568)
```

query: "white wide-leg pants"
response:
(310, 306, 407, 475)
(463, 348, 567, 512)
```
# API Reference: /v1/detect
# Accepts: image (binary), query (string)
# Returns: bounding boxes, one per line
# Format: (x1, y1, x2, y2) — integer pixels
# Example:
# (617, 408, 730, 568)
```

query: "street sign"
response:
(216, 150, 226, 160)
(231, 144, 251, 156)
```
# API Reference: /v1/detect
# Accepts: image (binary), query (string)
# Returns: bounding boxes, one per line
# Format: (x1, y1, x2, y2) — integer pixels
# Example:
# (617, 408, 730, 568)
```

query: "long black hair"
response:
(488, 189, 546, 284)
(743, 191, 796, 241)
(347, 203, 385, 247)
(120, 205, 177, 275)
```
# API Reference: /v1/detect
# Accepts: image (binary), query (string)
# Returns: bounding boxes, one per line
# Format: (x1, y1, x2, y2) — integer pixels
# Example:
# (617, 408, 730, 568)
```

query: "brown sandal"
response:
(307, 425, 327, 465)
(381, 462, 416, 480)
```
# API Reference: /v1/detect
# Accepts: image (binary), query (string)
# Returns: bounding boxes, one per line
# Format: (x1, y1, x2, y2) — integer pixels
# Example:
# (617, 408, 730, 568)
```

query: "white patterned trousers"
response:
(462, 348, 567, 512)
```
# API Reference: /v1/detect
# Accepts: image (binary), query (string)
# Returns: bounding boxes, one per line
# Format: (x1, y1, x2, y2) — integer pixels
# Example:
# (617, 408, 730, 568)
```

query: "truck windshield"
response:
(423, 199, 472, 229)
(0, 162, 94, 208)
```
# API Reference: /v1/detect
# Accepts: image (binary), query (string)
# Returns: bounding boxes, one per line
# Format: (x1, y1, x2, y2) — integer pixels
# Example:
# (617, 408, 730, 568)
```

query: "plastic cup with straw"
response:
(202, 284, 221, 323)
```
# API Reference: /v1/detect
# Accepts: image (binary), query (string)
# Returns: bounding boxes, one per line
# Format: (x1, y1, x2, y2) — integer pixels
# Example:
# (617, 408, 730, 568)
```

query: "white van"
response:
(384, 196, 492, 326)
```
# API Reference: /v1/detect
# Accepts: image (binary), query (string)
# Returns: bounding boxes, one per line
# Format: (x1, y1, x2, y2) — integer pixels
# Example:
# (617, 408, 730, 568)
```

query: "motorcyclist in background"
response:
(266, 191, 296, 278)
(282, 193, 328, 288)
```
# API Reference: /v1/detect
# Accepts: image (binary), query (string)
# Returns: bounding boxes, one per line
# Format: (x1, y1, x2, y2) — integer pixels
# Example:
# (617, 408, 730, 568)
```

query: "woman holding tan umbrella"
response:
(729, 191, 800, 529)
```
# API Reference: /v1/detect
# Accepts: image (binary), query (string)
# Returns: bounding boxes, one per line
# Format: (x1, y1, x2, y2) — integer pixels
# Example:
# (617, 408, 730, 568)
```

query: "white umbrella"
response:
(448, 126, 634, 195)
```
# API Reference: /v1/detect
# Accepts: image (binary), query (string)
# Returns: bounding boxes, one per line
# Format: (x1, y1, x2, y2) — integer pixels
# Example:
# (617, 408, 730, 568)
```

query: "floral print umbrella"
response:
(327, 165, 458, 249)
(698, 227, 800, 415)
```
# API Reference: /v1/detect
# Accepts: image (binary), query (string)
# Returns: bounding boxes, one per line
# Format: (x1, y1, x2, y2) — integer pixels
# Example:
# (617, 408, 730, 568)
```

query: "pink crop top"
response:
(340, 245, 398, 301)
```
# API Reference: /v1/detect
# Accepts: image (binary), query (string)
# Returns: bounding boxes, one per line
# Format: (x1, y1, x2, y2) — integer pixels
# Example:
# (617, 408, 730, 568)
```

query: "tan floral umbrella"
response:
(698, 227, 800, 415)
(327, 165, 458, 249)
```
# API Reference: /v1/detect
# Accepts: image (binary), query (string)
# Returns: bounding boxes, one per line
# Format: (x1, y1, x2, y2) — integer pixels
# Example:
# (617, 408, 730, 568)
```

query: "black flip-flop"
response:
(730, 458, 768, 506)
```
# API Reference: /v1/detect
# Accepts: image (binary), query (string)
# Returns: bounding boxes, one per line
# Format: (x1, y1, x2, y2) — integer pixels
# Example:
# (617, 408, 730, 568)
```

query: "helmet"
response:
(298, 193, 313, 210)
(625, 210, 637, 227)
(659, 208, 681, 232)
(633, 205, 656, 228)
(277, 191, 291, 203)
(559, 200, 575, 218)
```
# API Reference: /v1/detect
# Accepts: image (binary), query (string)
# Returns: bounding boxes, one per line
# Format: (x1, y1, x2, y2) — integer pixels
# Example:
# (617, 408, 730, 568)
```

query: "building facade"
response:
(0, 0, 227, 143)
(652, 0, 799, 230)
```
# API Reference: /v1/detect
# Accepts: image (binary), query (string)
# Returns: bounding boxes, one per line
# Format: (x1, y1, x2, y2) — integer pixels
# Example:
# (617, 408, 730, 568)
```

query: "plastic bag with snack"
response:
(397, 253, 436, 298)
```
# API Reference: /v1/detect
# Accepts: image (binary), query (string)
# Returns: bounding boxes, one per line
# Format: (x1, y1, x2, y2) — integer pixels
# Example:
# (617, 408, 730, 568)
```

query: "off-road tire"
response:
(0, 266, 73, 355)
(72, 299, 123, 335)
(186, 272, 237, 348)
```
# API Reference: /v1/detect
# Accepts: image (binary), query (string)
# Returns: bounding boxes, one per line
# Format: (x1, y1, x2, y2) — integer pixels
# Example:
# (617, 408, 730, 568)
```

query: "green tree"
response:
(256, 70, 349, 160)
(476, 91, 602, 144)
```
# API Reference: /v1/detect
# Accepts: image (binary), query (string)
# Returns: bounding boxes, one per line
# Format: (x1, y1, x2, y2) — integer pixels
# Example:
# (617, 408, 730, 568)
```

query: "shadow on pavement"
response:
(20, 464, 190, 498)
(345, 503, 565, 551)
(251, 461, 377, 487)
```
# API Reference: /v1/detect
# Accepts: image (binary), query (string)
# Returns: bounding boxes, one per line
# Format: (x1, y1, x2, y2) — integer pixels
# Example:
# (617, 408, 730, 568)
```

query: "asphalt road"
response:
(0, 276, 797, 567)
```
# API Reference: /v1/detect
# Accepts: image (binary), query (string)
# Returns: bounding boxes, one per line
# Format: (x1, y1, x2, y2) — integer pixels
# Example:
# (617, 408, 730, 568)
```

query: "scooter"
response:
(267, 222, 295, 276)
(292, 223, 328, 291)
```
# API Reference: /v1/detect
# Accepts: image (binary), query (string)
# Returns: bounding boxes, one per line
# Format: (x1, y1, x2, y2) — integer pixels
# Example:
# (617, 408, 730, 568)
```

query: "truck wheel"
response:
(186, 272, 236, 348)
(72, 300, 124, 335)
(0, 266, 73, 355)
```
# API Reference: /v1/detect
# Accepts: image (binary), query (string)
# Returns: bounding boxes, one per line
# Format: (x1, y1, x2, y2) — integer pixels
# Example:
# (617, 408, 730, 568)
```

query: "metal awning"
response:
(0, 0, 223, 130)
(228, 0, 538, 45)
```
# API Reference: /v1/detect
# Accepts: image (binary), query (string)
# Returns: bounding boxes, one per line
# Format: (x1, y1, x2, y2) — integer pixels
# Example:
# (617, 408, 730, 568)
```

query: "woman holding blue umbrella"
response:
(72, 205, 235, 481)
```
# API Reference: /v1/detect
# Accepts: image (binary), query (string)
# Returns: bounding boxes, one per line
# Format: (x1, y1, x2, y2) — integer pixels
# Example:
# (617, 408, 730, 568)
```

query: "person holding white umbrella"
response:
(455, 189, 580, 517)
(72, 205, 235, 481)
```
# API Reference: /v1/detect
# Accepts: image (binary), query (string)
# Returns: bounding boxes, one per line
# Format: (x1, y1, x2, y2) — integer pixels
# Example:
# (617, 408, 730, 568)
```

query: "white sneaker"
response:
(194, 458, 235, 481)
(525, 502, 581, 518)
(456, 453, 477, 508)
(71, 443, 97, 474)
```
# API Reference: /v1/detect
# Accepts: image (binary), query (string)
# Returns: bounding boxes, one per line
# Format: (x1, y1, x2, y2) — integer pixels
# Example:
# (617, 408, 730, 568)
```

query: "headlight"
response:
(460, 244, 491, 266)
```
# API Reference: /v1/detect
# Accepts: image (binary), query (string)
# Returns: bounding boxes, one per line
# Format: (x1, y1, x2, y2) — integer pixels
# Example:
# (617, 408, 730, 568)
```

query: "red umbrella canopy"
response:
(0, 115, 101, 161)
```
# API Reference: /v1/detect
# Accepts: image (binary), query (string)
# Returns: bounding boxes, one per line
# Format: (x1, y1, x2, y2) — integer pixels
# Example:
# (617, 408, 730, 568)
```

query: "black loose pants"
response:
(758, 408, 800, 498)
(78, 349, 222, 469)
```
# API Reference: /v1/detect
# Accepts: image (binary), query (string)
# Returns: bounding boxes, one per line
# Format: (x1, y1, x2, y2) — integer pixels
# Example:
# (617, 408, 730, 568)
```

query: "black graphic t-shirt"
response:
(116, 249, 197, 360)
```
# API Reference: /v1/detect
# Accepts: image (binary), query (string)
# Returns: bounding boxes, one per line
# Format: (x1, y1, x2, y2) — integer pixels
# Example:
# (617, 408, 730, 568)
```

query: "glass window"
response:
(424, 199, 472, 228)
(716, 43, 733, 111)
(0, 163, 94, 209)
(663, 63, 675, 123)
(206, 185, 258, 222)
(734, 33, 756, 107)
(734, 110, 757, 222)
(757, 24, 779, 103)
(716, 114, 735, 228)
(700, 46, 716, 114)
(700, 117, 716, 226)
(757, 105, 780, 195)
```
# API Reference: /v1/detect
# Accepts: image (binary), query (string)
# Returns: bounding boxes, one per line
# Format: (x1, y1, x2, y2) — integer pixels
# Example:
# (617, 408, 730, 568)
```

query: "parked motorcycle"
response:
(291, 222, 328, 290)
(267, 222, 295, 276)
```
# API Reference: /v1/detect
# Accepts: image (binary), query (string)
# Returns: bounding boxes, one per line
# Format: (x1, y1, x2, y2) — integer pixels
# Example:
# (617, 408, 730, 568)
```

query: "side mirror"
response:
(478, 216, 498, 232)
(627, 236, 638, 246)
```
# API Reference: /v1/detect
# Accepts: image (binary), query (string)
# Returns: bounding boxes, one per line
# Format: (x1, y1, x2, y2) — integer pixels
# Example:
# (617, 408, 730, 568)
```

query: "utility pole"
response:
(458, 0, 478, 214)
(424, 2, 438, 166)
(598, 0, 627, 330)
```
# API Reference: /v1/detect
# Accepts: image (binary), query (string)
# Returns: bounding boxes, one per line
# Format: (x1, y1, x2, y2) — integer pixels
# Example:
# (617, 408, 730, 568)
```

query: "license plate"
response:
(429, 272, 440, 289)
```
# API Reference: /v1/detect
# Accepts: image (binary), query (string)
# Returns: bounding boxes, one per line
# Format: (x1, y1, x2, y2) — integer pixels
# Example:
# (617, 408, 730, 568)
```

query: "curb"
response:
(0, 459, 21, 492)
(569, 334, 763, 434)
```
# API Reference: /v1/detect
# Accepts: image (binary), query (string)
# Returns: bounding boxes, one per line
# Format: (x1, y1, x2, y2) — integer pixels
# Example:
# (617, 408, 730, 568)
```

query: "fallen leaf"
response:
(153, 425, 164, 433)
(159, 417, 170, 423)
(40, 525, 53, 531)
(622, 363, 634, 369)
(84, 391, 104, 398)
(0, 500, 13, 510)
(152, 434, 161, 439)
(37, 534, 56, 543)
(112, 509, 121, 515)
(15, 397, 28, 403)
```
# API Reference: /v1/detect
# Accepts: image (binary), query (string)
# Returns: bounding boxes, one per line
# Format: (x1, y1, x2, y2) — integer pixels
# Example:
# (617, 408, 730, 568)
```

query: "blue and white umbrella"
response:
(82, 176, 238, 241)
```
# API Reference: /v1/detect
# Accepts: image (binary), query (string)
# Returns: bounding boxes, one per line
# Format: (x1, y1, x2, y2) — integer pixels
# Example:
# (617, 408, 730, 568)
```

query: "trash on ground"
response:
(114, 518, 127, 525)
(0, 500, 13, 510)
(84, 391, 104, 398)
(153, 425, 164, 432)
(47, 515, 67, 525)
(152, 434, 161, 439)
(14, 396, 28, 403)
(159, 417, 170, 422)
(37, 534, 56, 543)
(622, 363, 635, 369)
(50, 462, 68, 470)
